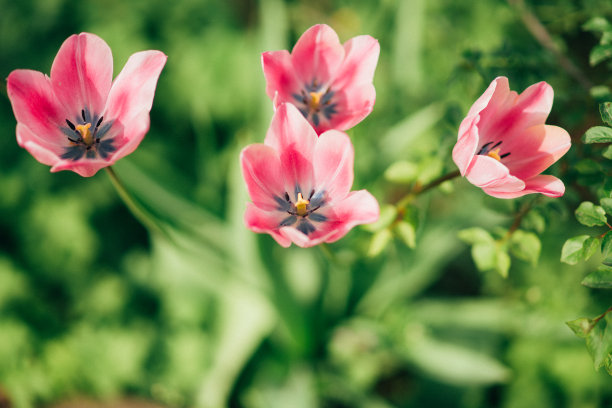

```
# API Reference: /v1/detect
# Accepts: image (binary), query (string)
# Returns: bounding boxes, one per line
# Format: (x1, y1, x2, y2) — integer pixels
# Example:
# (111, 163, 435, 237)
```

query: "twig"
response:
(395, 170, 461, 209)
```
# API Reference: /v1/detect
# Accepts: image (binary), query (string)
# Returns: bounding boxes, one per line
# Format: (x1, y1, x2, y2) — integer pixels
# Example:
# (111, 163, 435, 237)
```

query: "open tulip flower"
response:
(262, 24, 379, 135)
(452, 76, 571, 198)
(241, 103, 380, 248)
(7, 33, 167, 177)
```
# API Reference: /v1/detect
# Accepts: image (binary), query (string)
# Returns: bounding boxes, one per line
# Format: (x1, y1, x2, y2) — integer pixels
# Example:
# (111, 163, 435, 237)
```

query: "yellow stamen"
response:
(308, 91, 323, 110)
(295, 192, 310, 217)
(75, 123, 93, 146)
(487, 148, 501, 161)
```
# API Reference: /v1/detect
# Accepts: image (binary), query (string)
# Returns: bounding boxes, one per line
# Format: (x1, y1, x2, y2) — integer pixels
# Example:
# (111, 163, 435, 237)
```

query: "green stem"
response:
(396, 169, 461, 209)
(105, 166, 170, 240)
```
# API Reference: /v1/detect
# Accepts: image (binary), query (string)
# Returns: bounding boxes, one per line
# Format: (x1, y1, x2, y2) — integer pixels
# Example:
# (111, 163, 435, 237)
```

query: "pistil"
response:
(295, 192, 310, 216)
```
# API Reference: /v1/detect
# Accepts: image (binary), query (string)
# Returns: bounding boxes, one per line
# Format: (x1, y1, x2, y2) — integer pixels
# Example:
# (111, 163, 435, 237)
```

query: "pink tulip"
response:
(241, 103, 379, 247)
(262, 24, 379, 135)
(7, 33, 167, 177)
(452, 77, 571, 198)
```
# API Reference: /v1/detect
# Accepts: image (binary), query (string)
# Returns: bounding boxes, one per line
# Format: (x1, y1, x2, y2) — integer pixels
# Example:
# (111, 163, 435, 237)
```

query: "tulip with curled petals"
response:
(241, 103, 380, 248)
(262, 24, 379, 135)
(452, 76, 571, 198)
(7, 32, 167, 177)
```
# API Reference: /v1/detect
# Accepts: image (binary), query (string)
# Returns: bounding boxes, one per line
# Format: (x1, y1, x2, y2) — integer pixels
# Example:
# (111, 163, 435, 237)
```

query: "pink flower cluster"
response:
(243, 24, 381, 247)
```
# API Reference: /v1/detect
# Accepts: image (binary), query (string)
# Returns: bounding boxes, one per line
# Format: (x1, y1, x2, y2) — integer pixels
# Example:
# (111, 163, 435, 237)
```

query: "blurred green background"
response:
(0, 0, 611, 407)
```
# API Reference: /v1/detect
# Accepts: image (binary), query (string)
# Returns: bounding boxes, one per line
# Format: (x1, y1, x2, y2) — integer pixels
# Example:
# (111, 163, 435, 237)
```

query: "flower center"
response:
(477, 141, 510, 161)
(308, 91, 324, 111)
(60, 108, 116, 161)
(295, 192, 310, 216)
(75, 123, 94, 146)
(293, 79, 338, 127)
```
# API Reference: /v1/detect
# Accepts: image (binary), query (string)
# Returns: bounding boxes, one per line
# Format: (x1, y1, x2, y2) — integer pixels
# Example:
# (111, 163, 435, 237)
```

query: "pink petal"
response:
(313, 130, 354, 202)
(319, 190, 380, 243)
(104, 50, 167, 125)
(244, 203, 291, 247)
(502, 124, 571, 180)
(108, 110, 151, 161)
(465, 155, 525, 191)
(332, 35, 379, 90)
(51, 33, 113, 117)
(484, 175, 565, 199)
(291, 24, 345, 87)
(241, 144, 286, 211)
(321, 82, 376, 133)
(7, 69, 65, 143)
(51, 157, 111, 177)
(452, 115, 480, 176)
(16, 124, 63, 167)
(264, 103, 317, 195)
(261, 50, 300, 106)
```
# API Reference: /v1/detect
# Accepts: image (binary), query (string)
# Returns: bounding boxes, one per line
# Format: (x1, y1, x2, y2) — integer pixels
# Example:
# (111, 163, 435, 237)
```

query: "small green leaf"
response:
(471, 242, 497, 272)
(575, 201, 607, 226)
(600, 102, 612, 127)
(395, 220, 416, 249)
(603, 145, 612, 160)
(384, 161, 419, 184)
(590, 44, 612, 66)
(601, 198, 612, 215)
(458, 228, 494, 245)
(583, 126, 612, 144)
(368, 228, 393, 257)
(567, 317, 596, 338)
(583, 16, 612, 32)
(582, 265, 612, 289)
(522, 210, 546, 233)
(561, 235, 591, 265)
(602, 232, 612, 258)
(495, 247, 511, 278)
(585, 237, 601, 261)
(509, 230, 541, 265)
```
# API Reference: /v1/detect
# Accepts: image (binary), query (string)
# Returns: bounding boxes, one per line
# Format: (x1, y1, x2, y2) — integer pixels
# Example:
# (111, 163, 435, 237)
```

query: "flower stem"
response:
(396, 169, 461, 209)
(105, 166, 170, 240)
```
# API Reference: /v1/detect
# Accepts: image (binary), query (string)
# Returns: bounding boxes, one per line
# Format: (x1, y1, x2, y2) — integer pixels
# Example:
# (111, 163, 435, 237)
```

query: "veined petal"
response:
(465, 155, 525, 191)
(484, 175, 564, 199)
(241, 144, 286, 211)
(244, 203, 291, 247)
(7, 69, 65, 143)
(51, 33, 113, 116)
(261, 50, 300, 106)
(16, 124, 63, 167)
(291, 24, 345, 87)
(313, 130, 354, 201)
(453, 115, 480, 176)
(322, 82, 376, 133)
(264, 103, 317, 195)
(503, 124, 571, 180)
(104, 50, 167, 125)
(332, 35, 379, 90)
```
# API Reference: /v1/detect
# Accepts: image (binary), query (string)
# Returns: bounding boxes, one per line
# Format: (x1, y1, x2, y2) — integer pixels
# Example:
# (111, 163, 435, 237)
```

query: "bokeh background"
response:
(0, 0, 611, 407)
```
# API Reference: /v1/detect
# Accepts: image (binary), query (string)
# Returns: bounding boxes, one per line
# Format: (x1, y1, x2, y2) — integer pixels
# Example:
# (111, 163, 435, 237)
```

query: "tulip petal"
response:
(7, 69, 65, 143)
(51, 33, 113, 116)
(241, 144, 286, 211)
(323, 82, 376, 133)
(291, 24, 345, 87)
(465, 155, 525, 191)
(264, 104, 317, 195)
(503, 124, 571, 180)
(261, 50, 300, 106)
(318, 190, 380, 243)
(16, 124, 63, 167)
(453, 115, 480, 176)
(333, 35, 379, 90)
(109, 110, 150, 161)
(244, 203, 291, 247)
(104, 50, 167, 125)
(313, 130, 354, 201)
(484, 175, 565, 199)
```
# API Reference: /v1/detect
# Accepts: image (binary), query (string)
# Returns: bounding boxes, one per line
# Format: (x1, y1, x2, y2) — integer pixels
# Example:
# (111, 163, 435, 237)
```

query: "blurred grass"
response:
(1, 0, 612, 407)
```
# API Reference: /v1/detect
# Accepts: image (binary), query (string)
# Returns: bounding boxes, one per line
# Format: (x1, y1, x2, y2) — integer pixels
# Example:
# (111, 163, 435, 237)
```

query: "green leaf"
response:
(384, 161, 419, 184)
(368, 229, 393, 257)
(471, 242, 496, 272)
(575, 201, 607, 226)
(585, 237, 601, 261)
(561, 235, 592, 265)
(458, 227, 494, 245)
(602, 232, 612, 258)
(509, 230, 541, 265)
(583, 126, 612, 144)
(495, 247, 511, 278)
(583, 17, 612, 32)
(575, 159, 602, 174)
(603, 145, 612, 160)
(567, 317, 596, 338)
(601, 198, 612, 215)
(582, 265, 612, 289)
(600, 102, 612, 127)
(587, 313, 612, 371)
(395, 220, 416, 249)
(522, 210, 546, 233)
(590, 44, 612, 66)
(363, 204, 397, 232)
